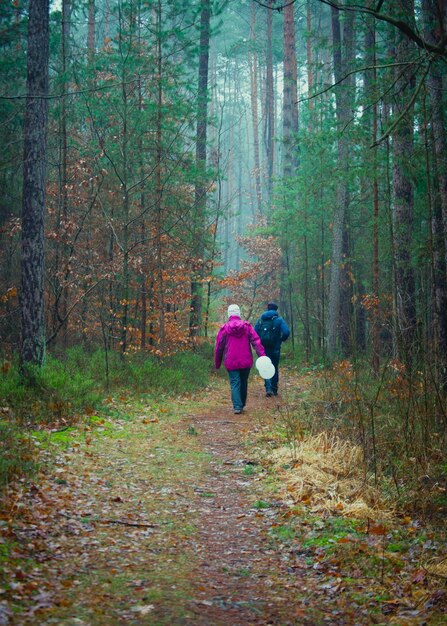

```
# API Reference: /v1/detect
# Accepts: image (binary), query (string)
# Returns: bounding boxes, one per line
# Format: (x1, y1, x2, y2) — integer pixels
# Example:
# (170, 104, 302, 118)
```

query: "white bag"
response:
(255, 356, 275, 379)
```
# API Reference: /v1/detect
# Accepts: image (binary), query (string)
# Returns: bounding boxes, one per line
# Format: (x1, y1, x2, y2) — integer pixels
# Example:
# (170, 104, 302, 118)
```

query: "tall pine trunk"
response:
(20, 0, 50, 370)
(282, 1, 298, 180)
(422, 0, 447, 382)
(250, 1, 262, 215)
(392, 0, 417, 365)
(190, 0, 210, 337)
(264, 0, 274, 207)
(281, 1, 298, 341)
(327, 8, 355, 357)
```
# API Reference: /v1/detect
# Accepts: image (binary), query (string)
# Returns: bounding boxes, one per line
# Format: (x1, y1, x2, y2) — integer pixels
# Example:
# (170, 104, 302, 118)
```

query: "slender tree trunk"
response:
(392, 1, 417, 364)
(304, 231, 310, 359)
(281, 1, 299, 339)
(20, 0, 50, 370)
(422, 0, 447, 382)
(250, 1, 262, 215)
(156, 0, 165, 349)
(282, 1, 298, 179)
(364, 13, 380, 371)
(119, 4, 131, 357)
(190, 0, 210, 337)
(56, 0, 72, 349)
(306, 0, 314, 111)
(87, 0, 95, 54)
(327, 8, 355, 357)
(264, 0, 274, 207)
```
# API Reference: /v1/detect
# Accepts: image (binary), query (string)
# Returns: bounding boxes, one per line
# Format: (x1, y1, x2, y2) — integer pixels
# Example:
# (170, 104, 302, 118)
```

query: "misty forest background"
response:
(0, 0, 447, 508)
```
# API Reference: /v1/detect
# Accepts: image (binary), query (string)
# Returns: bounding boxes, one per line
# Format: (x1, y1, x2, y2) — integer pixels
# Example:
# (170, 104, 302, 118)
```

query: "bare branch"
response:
(317, 0, 446, 57)
(252, 0, 297, 10)
(297, 57, 427, 103)
(371, 61, 431, 147)
(0, 78, 142, 101)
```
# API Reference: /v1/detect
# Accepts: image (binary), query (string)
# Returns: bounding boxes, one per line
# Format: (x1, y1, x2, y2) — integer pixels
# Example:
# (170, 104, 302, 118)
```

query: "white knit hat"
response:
(227, 304, 241, 318)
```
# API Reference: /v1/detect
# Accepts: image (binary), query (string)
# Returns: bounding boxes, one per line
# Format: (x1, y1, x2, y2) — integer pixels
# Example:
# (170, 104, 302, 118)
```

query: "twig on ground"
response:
(59, 512, 166, 528)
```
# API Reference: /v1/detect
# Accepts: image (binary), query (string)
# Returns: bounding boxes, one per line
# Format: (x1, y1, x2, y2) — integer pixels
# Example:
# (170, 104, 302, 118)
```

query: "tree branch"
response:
(59, 512, 165, 528)
(371, 61, 431, 147)
(297, 58, 426, 103)
(0, 78, 143, 101)
(317, 0, 446, 57)
(252, 0, 297, 11)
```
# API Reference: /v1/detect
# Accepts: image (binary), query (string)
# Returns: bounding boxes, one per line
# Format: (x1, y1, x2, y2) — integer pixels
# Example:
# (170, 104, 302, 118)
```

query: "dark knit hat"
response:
(267, 302, 278, 310)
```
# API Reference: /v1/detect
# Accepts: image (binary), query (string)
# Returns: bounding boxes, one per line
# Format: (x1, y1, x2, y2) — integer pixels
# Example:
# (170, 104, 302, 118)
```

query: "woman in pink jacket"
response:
(215, 304, 266, 414)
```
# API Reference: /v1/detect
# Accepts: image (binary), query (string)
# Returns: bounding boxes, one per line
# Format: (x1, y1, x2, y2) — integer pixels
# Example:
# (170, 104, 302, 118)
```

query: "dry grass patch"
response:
(261, 431, 394, 520)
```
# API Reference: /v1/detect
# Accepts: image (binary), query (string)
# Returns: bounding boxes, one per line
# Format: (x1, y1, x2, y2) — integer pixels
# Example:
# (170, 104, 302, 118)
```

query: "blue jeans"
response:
(264, 349, 280, 394)
(228, 368, 250, 410)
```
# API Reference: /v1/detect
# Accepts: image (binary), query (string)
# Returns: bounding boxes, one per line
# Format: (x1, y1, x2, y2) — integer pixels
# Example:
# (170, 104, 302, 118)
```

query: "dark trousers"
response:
(227, 368, 250, 410)
(264, 349, 280, 394)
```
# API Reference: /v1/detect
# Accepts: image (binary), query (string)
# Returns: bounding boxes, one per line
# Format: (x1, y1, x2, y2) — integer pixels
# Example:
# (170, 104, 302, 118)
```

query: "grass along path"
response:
(1, 371, 446, 625)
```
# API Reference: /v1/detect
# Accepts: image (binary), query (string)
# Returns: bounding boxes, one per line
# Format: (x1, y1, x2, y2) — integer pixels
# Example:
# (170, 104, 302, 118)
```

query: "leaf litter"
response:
(0, 372, 446, 625)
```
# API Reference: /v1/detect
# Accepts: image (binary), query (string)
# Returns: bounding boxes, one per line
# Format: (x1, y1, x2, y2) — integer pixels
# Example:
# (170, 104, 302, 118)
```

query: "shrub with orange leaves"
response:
(218, 230, 281, 321)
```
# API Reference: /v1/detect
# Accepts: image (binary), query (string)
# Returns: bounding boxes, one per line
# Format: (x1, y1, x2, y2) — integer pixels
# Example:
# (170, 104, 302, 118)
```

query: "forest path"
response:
(2, 372, 445, 625)
(183, 375, 313, 626)
(2, 372, 327, 626)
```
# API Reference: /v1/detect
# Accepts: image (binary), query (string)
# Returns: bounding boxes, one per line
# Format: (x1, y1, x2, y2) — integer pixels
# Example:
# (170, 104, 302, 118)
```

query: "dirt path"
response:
(185, 377, 299, 626)
(3, 373, 444, 625)
(2, 372, 323, 626)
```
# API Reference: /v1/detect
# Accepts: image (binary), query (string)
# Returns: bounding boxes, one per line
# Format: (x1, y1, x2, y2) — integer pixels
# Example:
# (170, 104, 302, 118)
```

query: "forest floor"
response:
(0, 369, 446, 625)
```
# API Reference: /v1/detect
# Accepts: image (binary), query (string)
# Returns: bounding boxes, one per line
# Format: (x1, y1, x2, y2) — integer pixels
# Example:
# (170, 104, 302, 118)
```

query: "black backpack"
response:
(258, 316, 279, 347)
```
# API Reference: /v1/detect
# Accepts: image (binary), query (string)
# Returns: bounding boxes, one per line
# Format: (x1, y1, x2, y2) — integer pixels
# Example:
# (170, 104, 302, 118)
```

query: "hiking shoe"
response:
(234, 409, 241, 414)
(266, 392, 273, 398)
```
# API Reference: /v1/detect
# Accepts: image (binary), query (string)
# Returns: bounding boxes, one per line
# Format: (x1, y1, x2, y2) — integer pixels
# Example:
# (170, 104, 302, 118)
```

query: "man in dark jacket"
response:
(254, 302, 290, 397)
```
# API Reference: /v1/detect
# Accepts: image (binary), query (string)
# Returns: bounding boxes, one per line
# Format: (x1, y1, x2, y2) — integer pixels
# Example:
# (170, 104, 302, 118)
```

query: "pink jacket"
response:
(215, 316, 265, 370)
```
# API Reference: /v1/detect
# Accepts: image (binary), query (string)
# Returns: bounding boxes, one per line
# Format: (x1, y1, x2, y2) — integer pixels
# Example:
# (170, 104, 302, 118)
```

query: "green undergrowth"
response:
(273, 359, 447, 523)
(0, 345, 213, 489)
(1, 391, 211, 624)
(248, 386, 447, 625)
(0, 421, 38, 489)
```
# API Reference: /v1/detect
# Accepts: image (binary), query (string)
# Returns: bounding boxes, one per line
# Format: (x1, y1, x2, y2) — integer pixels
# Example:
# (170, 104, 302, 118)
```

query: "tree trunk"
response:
(52, 0, 72, 349)
(156, 0, 165, 350)
(282, 1, 298, 179)
(392, 0, 417, 364)
(327, 8, 355, 357)
(364, 13, 380, 371)
(20, 0, 50, 370)
(190, 0, 210, 337)
(250, 1, 262, 215)
(306, 0, 314, 111)
(87, 0, 95, 55)
(422, 0, 447, 381)
(264, 0, 274, 207)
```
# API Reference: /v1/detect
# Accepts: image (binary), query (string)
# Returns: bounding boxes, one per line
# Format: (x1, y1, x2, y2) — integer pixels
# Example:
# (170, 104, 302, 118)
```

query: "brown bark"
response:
(392, 0, 417, 364)
(52, 0, 72, 349)
(282, 1, 298, 179)
(250, 2, 262, 215)
(327, 8, 355, 356)
(156, 0, 165, 349)
(422, 0, 447, 379)
(190, 0, 211, 337)
(20, 0, 50, 369)
(306, 0, 314, 111)
(364, 13, 380, 370)
(87, 0, 95, 54)
(264, 1, 274, 206)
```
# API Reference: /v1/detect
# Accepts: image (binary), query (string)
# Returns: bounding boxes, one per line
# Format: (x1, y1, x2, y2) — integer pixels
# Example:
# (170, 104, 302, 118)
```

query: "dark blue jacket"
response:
(254, 310, 290, 352)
